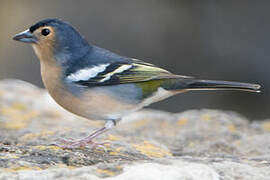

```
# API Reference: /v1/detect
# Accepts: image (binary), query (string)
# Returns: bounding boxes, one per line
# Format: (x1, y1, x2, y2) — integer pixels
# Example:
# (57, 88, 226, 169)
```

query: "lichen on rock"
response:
(0, 79, 269, 180)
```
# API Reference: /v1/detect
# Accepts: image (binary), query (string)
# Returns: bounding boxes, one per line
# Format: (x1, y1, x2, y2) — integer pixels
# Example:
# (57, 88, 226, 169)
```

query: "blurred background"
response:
(0, 0, 268, 120)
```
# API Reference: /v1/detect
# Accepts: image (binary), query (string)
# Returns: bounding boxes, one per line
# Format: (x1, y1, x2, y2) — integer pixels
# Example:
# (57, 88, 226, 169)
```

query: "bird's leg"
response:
(54, 120, 116, 149)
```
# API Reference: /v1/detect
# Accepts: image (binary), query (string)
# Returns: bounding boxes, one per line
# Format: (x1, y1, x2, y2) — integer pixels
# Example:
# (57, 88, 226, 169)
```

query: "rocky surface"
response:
(0, 79, 269, 180)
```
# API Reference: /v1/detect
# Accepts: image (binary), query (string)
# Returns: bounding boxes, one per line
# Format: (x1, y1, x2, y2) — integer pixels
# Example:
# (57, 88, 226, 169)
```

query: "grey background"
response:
(0, 0, 268, 120)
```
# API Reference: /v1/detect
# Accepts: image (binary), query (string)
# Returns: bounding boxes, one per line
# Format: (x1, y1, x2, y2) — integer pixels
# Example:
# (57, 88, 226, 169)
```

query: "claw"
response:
(54, 139, 107, 149)
(51, 120, 116, 149)
(58, 137, 76, 144)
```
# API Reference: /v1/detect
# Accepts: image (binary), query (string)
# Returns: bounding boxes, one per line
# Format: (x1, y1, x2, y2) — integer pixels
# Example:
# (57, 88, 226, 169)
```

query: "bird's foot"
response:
(53, 137, 108, 149)
(51, 120, 115, 149)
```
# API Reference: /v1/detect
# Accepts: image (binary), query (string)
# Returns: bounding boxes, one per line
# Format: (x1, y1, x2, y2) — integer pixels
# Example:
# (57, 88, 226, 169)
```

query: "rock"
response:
(0, 79, 269, 180)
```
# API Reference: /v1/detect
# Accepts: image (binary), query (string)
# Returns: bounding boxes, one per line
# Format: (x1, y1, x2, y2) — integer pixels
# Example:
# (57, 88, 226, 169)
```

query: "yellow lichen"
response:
(1, 103, 27, 115)
(227, 124, 237, 132)
(131, 119, 150, 128)
(106, 135, 121, 141)
(133, 141, 172, 158)
(0, 154, 19, 159)
(177, 118, 188, 126)
(201, 114, 211, 121)
(56, 163, 76, 169)
(108, 147, 124, 156)
(1, 121, 27, 129)
(115, 147, 123, 152)
(20, 111, 40, 121)
(20, 130, 55, 140)
(263, 122, 270, 131)
(11, 103, 27, 111)
(5, 166, 42, 172)
(109, 151, 119, 156)
(0, 103, 40, 129)
(96, 169, 116, 176)
(32, 145, 61, 151)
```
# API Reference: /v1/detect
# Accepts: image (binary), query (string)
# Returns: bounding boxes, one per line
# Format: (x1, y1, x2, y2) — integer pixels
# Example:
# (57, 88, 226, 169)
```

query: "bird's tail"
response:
(181, 79, 261, 93)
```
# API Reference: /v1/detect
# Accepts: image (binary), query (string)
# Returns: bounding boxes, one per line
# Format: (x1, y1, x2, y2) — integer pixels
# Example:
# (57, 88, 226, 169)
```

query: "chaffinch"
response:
(13, 19, 260, 148)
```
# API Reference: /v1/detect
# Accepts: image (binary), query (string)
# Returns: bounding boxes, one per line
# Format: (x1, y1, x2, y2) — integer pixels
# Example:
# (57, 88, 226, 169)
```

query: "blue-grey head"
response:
(13, 19, 90, 64)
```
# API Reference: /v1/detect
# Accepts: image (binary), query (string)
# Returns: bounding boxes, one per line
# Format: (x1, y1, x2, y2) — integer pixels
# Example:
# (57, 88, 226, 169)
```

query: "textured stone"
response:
(0, 79, 269, 180)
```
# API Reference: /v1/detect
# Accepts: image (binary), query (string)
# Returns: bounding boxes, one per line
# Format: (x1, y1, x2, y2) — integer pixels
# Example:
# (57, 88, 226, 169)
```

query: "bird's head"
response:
(13, 19, 89, 64)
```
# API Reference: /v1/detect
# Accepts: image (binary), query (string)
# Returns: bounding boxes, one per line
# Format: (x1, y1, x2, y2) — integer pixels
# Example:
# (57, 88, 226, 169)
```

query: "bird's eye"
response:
(41, 28, 50, 36)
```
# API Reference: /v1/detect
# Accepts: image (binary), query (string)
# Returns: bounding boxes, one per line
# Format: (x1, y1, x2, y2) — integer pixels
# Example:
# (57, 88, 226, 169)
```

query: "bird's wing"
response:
(66, 58, 191, 87)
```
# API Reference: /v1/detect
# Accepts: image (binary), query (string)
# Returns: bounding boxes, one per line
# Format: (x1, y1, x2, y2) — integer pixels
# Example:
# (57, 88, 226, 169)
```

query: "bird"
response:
(13, 18, 261, 148)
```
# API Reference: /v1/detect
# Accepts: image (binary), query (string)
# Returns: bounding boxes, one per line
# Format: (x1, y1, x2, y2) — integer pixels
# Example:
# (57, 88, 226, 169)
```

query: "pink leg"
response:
(53, 120, 116, 149)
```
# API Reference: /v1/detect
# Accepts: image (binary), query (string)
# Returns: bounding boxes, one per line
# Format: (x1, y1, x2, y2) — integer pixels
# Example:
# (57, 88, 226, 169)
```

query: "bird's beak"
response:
(13, 29, 38, 44)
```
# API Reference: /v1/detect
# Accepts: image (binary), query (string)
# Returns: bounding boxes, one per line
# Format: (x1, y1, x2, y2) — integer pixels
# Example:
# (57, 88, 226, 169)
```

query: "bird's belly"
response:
(48, 87, 138, 120)
(45, 81, 178, 121)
